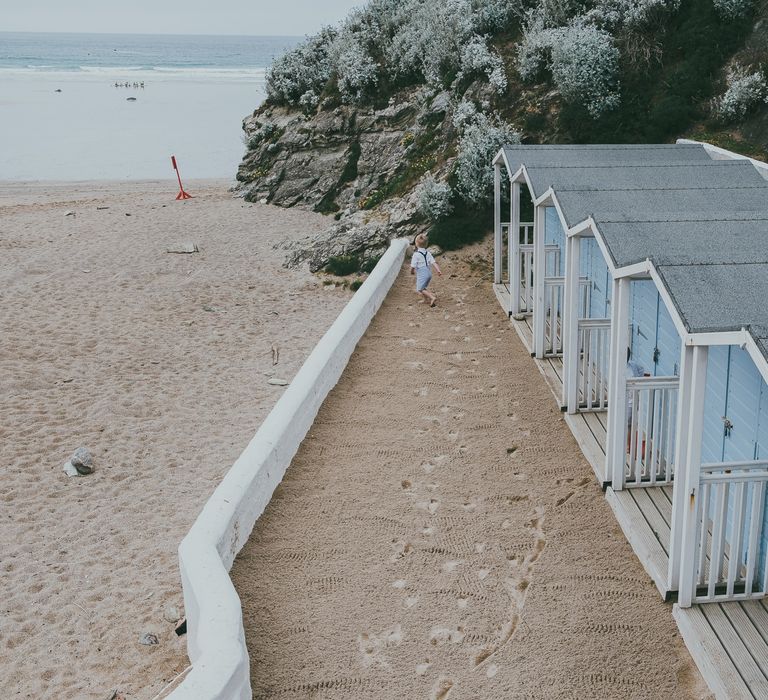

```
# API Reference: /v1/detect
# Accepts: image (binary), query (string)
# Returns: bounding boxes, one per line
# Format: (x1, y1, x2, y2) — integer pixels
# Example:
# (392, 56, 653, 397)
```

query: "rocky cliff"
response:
(235, 88, 458, 272)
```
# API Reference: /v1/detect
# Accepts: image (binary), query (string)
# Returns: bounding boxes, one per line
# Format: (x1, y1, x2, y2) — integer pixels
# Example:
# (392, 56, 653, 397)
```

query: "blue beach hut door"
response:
(630, 281, 681, 377)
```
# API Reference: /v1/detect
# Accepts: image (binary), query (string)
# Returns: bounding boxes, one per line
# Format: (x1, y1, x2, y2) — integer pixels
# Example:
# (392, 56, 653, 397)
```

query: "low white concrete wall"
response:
(167, 238, 409, 700)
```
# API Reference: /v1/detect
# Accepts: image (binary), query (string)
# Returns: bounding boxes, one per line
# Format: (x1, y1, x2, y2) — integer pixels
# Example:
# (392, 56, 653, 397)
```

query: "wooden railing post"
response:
(667, 345, 694, 592)
(532, 206, 547, 358)
(509, 181, 521, 315)
(678, 345, 709, 608)
(563, 234, 581, 411)
(606, 277, 630, 488)
(493, 163, 502, 285)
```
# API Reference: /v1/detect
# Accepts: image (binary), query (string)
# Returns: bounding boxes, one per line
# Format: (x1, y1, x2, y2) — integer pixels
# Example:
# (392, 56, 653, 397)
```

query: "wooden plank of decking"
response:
(537, 357, 565, 406)
(581, 411, 607, 450)
(492, 284, 510, 315)
(629, 488, 671, 556)
(646, 485, 674, 529)
(547, 356, 563, 384)
(513, 317, 534, 354)
(606, 486, 670, 598)
(723, 603, 768, 684)
(564, 412, 607, 485)
(673, 604, 755, 700)
(703, 604, 766, 697)
(742, 600, 768, 648)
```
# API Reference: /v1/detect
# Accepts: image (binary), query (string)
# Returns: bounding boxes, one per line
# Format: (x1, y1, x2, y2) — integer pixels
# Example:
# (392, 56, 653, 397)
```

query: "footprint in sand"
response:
(404, 595, 419, 609)
(358, 625, 403, 668)
(402, 338, 416, 346)
(462, 500, 477, 512)
(432, 678, 454, 700)
(486, 664, 498, 678)
(457, 595, 469, 609)
(390, 541, 415, 561)
(442, 560, 461, 573)
(430, 626, 465, 645)
(392, 579, 407, 589)
(477, 568, 490, 581)
(421, 461, 435, 474)
(416, 660, 431, 676)
(416, 498, 439, 514)
(405, 361, 424, 370)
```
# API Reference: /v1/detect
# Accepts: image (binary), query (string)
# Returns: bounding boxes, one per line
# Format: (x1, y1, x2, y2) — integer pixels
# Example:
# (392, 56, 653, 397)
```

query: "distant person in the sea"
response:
(410, 233, 442, 307)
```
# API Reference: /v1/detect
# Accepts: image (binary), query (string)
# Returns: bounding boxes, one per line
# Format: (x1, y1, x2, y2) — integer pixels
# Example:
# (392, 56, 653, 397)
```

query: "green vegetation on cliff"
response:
(237, 0, 768, 269)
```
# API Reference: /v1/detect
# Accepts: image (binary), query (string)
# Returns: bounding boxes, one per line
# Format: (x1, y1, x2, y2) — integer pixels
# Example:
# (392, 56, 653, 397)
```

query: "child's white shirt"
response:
(411, 247, 435, 269)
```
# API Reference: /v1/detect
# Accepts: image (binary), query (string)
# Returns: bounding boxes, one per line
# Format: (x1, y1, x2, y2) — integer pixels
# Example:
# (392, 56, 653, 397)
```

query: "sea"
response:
(0, 32, 300, 180)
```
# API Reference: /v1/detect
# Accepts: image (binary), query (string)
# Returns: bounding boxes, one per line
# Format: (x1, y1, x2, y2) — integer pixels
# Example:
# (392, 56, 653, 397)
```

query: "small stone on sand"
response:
(139, 632, 158, 646)
(268, 378, 289, 386)
(71, 447, 94, 475)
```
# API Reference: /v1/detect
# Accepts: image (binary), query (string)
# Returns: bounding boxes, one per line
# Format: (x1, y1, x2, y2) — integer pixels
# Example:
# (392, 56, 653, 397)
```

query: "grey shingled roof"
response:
(504, 143, 768, 361)
(502, 144, 712, 177)
(656, 265, 768, 355)
(599, 220, 768, 268)
(524, 161, 764, 200)
(555, 187, 768, 229)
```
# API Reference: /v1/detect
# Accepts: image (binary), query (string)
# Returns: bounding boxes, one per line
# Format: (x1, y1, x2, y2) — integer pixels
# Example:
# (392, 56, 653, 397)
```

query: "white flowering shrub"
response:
(471, 0, 520, 32)
(266, 27, 336, 106)
(457, 35, 508, 93)
(584, 0, 681, 30)
(418, 174, 454, 220)
(518, 18, 620, 117)
(715, 67, 768, 121)
(550, 24, 621, 117)
(334, 36, 380, 104)
(452, 99, 480, 130)
(713, 0, 753, 18)
(386, 0, 474, 86)
(517, 16, 556, 81)
(453, 102, 521, 204)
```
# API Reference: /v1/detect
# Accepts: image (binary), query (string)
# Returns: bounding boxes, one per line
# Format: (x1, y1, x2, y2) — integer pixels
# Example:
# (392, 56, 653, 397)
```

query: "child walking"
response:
(410, 233, 442, 307)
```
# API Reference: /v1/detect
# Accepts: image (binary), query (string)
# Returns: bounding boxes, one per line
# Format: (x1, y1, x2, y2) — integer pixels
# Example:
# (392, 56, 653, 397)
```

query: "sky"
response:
(2, 0, 363, 36)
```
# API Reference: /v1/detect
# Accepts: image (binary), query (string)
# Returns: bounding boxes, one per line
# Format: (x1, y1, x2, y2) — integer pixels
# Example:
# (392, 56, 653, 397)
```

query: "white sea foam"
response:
(2, 65, 266, 83)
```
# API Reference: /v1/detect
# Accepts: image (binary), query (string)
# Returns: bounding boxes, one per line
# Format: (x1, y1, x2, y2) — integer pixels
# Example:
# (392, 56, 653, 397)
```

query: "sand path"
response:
(0, 182, 349, 699)
(232, 242, 711, 699)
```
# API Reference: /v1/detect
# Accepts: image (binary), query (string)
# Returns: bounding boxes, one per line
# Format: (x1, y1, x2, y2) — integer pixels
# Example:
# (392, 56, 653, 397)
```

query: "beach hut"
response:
(490, 142, 768, 697)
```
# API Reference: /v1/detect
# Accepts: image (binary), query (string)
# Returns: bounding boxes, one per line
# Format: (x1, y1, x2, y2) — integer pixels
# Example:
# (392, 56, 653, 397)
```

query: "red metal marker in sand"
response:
(171, 155, 193, 200)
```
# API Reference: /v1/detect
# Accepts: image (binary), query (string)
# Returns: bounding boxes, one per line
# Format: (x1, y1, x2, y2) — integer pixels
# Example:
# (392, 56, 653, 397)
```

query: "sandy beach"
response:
(231, 243, 711, 699)
(0, 181, 349, 699)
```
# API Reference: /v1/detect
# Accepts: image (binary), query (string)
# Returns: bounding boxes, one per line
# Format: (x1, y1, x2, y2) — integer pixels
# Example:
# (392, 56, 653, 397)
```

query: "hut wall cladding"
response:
(698, 344, 768, 579)
(545, 205, 565, 276)
(581, 236, 611, 320)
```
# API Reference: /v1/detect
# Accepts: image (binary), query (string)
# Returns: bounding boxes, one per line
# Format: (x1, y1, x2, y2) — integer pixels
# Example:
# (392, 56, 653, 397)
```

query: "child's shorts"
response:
(416, 266, 432, 291)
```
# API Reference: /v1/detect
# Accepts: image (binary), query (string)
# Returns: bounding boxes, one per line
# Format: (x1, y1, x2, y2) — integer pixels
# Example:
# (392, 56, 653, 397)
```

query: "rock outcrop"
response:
(235, 88, 456, 272)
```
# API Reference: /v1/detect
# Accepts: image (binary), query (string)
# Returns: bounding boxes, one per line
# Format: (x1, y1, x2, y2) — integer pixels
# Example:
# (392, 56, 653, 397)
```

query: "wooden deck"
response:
(493, 283, 768, 699)
(675, 600, 768, 700)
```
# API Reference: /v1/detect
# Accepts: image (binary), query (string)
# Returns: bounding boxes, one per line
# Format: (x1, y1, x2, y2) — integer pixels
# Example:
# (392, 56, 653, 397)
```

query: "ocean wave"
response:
(0, 64, 267, 81)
